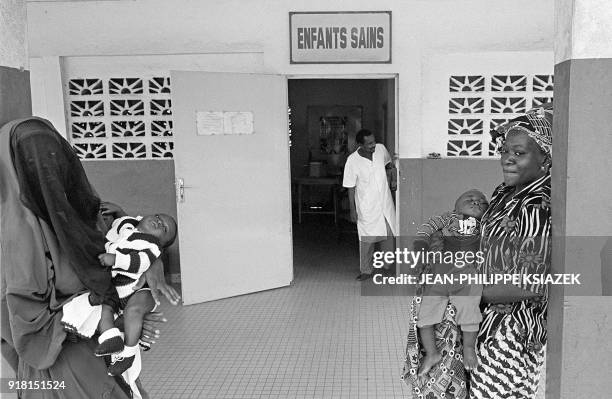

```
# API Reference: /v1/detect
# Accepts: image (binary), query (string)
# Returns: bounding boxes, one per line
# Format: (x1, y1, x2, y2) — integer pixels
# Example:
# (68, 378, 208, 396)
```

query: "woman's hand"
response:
(140, 312, 166, 347)
(99, 201, 127, 232)
(98, 253, 116, 267)
(114, 311, 166, 349)
(100, 201, 127, 218)
(429, 231, 445, 252)
(133, 258, 181, 306)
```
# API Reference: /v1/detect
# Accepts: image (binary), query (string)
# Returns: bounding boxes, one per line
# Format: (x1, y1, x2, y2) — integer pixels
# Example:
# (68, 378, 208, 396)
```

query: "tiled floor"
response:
(139, 218, 414, 398)
(0, 217, 546, 398)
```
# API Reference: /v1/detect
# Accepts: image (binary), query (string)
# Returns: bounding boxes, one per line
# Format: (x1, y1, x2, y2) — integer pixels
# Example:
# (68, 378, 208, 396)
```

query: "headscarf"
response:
(491, 103, 553, 158)
(1, 117, 118, 369)
(9, 118, 118, 307)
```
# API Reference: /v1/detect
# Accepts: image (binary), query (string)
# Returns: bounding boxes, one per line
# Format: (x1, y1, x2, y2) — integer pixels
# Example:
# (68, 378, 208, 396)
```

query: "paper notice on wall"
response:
(224, 112, 253, 135)
(196, 111, 254, 135)
(196, 111, 224, 135)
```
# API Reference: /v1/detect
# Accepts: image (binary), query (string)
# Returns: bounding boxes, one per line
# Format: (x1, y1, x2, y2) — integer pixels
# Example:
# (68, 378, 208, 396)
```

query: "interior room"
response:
(288, 78, 396, 277)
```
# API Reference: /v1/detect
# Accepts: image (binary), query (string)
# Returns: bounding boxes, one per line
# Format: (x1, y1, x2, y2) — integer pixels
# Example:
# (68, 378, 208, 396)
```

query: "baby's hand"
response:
(98, 253, 116, 267)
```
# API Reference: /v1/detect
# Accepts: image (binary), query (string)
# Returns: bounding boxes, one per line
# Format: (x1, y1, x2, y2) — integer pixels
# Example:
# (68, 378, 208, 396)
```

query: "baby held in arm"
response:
(414, 189, 488, 376)
(95, 213, 177, 376)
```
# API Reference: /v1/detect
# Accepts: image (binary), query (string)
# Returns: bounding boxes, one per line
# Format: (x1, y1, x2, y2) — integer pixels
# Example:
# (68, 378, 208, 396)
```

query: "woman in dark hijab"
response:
(0, 117, 174, 398)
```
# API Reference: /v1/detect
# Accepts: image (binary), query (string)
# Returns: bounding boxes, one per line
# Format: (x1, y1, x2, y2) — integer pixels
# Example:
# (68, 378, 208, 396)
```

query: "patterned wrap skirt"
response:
(469, 304, 545, 399)
(401, 278, 468, 399)
(402, 291, 545, 399)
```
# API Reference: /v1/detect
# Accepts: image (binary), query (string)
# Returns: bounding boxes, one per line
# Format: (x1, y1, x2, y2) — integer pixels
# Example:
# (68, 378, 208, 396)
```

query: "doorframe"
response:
(285, 73, 401, 235)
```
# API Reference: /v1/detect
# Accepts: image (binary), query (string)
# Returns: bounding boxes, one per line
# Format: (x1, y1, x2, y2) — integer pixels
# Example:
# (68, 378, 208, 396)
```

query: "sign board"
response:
(289, 11, 392, 64)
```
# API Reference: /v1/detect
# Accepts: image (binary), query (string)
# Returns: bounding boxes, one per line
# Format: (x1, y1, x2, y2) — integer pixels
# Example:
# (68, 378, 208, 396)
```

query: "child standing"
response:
(414, 189, 488, 376)
(95, 213, 177, 376)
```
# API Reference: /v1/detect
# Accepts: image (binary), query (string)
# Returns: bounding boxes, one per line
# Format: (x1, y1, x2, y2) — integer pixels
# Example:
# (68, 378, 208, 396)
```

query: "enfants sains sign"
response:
(289, 11, 392, 64)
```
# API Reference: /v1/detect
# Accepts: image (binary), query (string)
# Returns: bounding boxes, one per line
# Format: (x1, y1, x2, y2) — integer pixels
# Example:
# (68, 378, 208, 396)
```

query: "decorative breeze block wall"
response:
(67, 76, 174, 160)
(421, 51, 555, 159)
(446, 74, 553, 157)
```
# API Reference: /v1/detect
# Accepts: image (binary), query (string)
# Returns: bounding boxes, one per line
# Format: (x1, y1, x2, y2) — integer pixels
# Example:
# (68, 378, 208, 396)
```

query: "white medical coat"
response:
(343, 144, 397, 240)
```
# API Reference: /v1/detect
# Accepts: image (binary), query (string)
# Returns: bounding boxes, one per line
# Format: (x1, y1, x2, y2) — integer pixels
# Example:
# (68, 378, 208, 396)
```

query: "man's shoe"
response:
(356, 273, 373, 281)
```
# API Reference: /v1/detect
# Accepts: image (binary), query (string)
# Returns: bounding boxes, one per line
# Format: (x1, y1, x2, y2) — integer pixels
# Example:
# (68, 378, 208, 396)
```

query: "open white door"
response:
(171, 71, 293, 305)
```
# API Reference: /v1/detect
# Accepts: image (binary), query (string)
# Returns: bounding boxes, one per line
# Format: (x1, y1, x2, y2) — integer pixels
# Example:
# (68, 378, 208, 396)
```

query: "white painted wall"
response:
(29, 56, 67, 135)
(25, 0, 554, 158)
(0, 0, 27, 69)
(555, 0, 612, 63)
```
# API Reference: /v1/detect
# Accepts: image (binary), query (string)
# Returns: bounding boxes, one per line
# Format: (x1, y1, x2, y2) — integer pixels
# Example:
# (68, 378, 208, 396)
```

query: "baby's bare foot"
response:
(463, 346, 477, 372)
(418, 352, 442, 377)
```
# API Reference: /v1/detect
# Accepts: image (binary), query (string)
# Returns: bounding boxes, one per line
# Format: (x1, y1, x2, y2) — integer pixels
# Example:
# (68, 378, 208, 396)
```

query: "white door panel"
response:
(171, 71, 293, 305)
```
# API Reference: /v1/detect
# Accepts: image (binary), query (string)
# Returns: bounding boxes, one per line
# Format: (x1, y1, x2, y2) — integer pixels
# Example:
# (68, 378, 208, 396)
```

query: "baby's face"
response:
(138, 214, 177, 246)
(455, 190, 488, 219)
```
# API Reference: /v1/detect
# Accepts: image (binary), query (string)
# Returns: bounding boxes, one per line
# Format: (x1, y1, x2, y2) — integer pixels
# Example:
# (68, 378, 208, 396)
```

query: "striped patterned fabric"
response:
(105, 216, 161, 300)
(469, 315, 545, 398)
(471, 173, 551, 397)
(417, 211, 464, 239)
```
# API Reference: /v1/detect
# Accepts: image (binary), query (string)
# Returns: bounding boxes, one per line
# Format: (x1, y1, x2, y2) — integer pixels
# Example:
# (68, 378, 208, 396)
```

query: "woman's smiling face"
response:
(500, 130, 548, 193)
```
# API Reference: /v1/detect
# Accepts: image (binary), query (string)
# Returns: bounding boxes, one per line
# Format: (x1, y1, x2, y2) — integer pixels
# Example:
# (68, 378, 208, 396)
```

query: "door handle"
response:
(176, 178, 185, 203)
(175, 178, 193, 203)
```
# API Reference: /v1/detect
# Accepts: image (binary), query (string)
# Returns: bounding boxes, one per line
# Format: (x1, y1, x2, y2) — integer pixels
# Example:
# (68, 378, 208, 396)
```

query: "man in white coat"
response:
(343, 129, 397, 281)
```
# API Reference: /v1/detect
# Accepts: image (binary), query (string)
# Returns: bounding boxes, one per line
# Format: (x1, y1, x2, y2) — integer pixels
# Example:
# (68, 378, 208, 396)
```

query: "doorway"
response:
(287, 78, 397, 278)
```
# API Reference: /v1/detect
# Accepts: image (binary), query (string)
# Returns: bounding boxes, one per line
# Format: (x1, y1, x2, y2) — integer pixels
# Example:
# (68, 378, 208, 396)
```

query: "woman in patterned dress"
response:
(402, 104, 553, 398)
(469, 104, 553, 398)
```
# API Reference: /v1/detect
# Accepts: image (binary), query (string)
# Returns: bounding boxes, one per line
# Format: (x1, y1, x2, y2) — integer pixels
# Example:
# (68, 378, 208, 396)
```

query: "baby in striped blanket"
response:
(95, 214, 177, 376)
